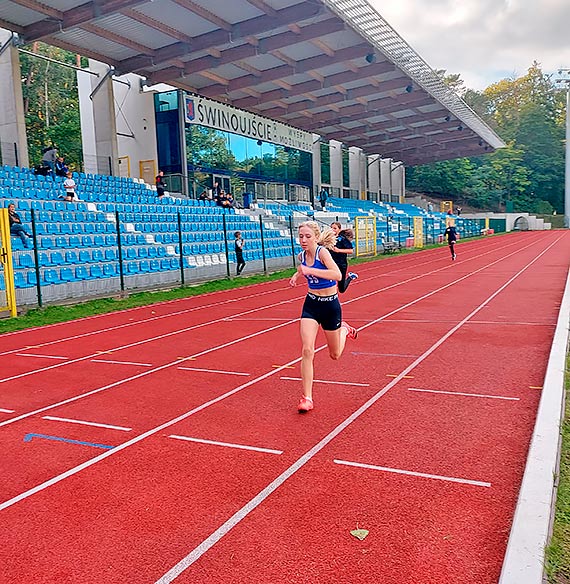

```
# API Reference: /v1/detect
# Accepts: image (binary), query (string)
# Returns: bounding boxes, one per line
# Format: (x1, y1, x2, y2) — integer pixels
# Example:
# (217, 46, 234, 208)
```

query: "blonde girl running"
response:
(289, 221, 357, 413)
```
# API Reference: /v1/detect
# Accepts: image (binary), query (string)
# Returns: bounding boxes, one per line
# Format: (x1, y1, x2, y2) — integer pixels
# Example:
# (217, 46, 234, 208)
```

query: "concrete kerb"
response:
(499, 267, 570, 583)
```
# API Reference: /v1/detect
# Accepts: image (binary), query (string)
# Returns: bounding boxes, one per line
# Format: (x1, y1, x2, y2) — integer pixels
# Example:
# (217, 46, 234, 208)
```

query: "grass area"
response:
(545, 358, 570, 583)
(0, 235, 487, 335)
(0, 268, 296, 335)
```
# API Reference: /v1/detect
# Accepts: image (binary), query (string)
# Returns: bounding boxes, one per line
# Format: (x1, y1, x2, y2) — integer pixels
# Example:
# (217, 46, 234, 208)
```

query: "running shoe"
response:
(348, 272, 359, 281)
(452, 254, 456, 260)
(298, 396, 314, 413)
(341, 321, 358, 340)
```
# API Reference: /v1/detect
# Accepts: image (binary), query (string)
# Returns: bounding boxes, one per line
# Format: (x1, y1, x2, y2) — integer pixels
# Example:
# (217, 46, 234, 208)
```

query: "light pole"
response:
(557, 70, 570, 228)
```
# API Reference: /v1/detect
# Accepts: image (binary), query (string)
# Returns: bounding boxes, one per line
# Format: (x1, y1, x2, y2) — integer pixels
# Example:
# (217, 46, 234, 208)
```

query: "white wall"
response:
(78, 62, 158, 180)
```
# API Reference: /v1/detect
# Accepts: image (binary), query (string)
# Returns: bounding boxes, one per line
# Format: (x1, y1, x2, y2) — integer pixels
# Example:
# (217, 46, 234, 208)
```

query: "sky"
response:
(370, 0, 570, 91)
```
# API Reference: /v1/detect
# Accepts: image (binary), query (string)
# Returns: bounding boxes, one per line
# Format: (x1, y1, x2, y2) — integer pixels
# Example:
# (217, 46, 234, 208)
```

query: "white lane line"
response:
(223, 318, 291, 322)
(0, 408, 15, 413)
(178, 367, 250, 376)
(407, 388, 520, 401)
(153, 235, 559, 584)
(280, 377, 369, 387)
(16, 353, 68, 360)
(42, 416, 132, 432)
(0, 295, 300, 386)
(0, 283, 296, 357)
(351, 351, 419, 358)
(0, 317, 296, 429)
(0, 234, 556, 566)
(333, 459, 491, 488)
(169, 435, 282, 455)
(91, 359, 153, 367)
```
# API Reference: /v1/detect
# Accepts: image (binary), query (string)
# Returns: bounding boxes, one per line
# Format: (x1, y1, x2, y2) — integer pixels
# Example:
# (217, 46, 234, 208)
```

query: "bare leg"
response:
(323, 326, 348, 361)
(300, 318, 320, 399)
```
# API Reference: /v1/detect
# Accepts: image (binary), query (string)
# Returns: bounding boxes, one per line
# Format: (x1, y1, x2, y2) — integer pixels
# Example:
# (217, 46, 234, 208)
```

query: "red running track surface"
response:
(0, 231, 568, 584)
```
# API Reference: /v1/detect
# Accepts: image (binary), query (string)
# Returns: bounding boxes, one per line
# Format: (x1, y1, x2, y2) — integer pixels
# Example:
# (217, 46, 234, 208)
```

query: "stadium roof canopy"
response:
(0, 0, 505, 165)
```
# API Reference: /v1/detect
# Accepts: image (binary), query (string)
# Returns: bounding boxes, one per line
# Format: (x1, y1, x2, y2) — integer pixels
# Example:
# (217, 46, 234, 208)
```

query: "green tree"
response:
(20, 42, 85, 170)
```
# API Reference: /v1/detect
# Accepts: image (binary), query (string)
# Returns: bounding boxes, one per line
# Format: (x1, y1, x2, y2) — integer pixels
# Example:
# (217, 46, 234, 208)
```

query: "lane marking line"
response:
(169, 435, 283, 455)
(0, 234, 531, 384)
(0, 295, 300, 385)
(333, 459, 491, 488)
(280, 377, 369, 387)
(42, 416, 132, 432)
(407, 388, 520, 401)
(0, 408, 15, 413)
(15, 353, 68, 360)
(529, 386, 543, 390)
(178, 367, 250, 376)
(273, 364, 294, 369)
(153, 235, 559, 584)
(0, 234, 558, 530)
(0, 283, 299, 357)
(23, 433, 114, 450)
(387, 374, 414, 379)
(351, 351, 419, 358)
(91, 359, 153, 367)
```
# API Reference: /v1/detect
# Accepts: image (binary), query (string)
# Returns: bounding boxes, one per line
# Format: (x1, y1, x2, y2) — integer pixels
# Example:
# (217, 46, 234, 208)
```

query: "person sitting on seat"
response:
(8, 202, 32, 248)
(55, 156, 69, 177)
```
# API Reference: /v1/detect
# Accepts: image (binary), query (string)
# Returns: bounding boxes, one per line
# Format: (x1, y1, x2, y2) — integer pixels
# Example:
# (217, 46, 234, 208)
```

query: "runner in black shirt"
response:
(330, 222, 358, 292)
(444, 224, 458, 260)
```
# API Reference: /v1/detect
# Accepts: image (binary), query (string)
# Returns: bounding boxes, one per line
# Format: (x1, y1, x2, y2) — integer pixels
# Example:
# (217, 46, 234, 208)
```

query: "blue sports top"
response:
(301, 246, 337, 290)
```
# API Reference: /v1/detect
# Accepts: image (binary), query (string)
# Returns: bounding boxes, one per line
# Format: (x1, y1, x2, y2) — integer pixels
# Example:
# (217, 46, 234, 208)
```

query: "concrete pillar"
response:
(367, 154, 380, 201)
(312, 134, 321, 205)
(330, 140, 342, 197)
(0, 30, 29, 168)
(87, 59, 119, 176)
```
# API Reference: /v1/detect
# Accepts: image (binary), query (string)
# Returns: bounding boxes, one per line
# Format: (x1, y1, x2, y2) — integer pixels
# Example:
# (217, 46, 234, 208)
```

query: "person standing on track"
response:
(289, 221, 358, 413)
(330, 221, 358, 293)
(444, 223, 458, 260)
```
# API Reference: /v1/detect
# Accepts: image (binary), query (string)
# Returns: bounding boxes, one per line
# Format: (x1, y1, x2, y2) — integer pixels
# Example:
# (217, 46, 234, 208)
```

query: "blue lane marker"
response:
(23, 433, 115, 450)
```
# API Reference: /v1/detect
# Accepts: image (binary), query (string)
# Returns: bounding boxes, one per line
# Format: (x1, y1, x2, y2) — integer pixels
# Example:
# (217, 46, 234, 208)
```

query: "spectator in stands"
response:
(444, 223, 458, 260)
(7, 203, 32, 248)
(225, 192, 235, 209)
(427, 202, 434, 214)
(330, 222, 358, 293)
(456, 206, 462, 216)
(289, 221, 357, 413)
(319, 188, 328, 210)
(198, 189, 212, 202)
(213, 180, 222, 198)
(33, 163, 52, 178)
(63, 171, 78, 202)
(234, 231, 246, 275)
(54, 156, 69, 177)
(155, 171, 167, 198)
(41, 145, 58, 174)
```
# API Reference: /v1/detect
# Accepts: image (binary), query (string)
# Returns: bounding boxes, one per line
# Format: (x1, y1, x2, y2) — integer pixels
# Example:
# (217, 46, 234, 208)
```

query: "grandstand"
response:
(2, 164, 483, 307)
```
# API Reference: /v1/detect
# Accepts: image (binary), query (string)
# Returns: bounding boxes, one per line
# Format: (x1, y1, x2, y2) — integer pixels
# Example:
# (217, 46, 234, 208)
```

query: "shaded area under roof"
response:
(0, 0, 505, 165)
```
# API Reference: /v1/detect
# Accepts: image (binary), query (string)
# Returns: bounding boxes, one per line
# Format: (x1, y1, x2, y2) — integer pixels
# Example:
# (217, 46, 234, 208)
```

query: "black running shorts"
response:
(301, 293, 342, 331)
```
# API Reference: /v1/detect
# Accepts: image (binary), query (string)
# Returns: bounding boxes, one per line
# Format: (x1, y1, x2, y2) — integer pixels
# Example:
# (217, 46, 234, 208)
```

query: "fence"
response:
(7, 211, 483, 309)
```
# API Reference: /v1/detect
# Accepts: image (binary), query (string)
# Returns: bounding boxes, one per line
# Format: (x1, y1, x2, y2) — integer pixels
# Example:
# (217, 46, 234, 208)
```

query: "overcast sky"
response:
(370, 0, 570, 90)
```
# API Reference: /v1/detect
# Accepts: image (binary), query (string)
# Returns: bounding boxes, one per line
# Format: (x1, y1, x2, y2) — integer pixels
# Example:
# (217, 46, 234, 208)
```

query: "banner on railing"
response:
(0, 208, 17, 317)
(354, 216, 376, 257)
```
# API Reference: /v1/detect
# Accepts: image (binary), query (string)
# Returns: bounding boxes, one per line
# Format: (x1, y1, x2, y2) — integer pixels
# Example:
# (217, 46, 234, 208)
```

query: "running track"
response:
(0, 231, 568, 584)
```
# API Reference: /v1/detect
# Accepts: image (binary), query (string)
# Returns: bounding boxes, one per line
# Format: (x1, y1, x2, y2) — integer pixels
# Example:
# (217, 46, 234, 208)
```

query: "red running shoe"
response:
(342, 321, 358, 340)
(298, 396, 314, 413)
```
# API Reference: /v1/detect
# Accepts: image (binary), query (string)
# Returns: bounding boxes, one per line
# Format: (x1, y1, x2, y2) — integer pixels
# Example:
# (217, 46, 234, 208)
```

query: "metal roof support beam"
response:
(291, 94, 432, 130)
(199, 43, 373, 97)
(10, 0, 63, 20)
(234, 60, 394, 109)
(23, 0, 149, 42)
(147, 18, 345, 85)
(118, 2, 322, 74)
